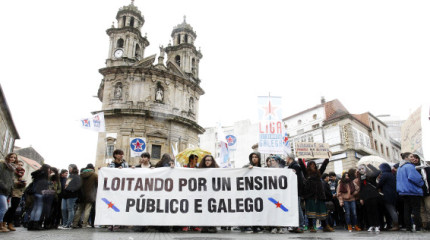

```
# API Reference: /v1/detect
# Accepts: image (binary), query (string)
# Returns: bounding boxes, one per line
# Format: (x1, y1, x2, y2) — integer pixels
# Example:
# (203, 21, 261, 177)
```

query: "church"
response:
(94, 1, 205, 169)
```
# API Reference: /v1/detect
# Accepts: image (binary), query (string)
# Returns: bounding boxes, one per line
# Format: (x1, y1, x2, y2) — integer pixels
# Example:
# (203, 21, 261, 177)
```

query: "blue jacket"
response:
(378, 163, 397, 204)
(396, 161, 424, 196)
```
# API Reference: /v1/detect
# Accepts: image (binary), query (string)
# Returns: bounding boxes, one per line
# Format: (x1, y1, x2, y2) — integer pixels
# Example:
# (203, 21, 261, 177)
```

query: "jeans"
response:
(298, 197, 305, 228)
(30, 194, 43, 221)
(61, 197, 77, 227)
(0, 194, 8, 221)
(343, 201, 357, 225)
(385, 203, 398, 224)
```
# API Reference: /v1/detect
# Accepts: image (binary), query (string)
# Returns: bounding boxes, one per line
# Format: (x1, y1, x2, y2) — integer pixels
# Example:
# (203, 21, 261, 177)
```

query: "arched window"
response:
(177, 34, 181, 45)
(117, 38, 124, 48)
(130, 17, 135, 27)
(175, 55, 181, 66)
(185, 34, 188, 43)
(135, 44, 141, 58)
(122, 16, 126, 27)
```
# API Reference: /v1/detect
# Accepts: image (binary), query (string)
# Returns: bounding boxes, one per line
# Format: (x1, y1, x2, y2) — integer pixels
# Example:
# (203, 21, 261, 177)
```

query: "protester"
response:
(301, 158, 334, 232)
(198, 155, 218, 233)
(377, 163, 398, 231)
(109, 149, 129, 168)
(185, 154, 198, 168)
(0, 153, 17, 233)
(412, 154, 430, 231)
(347, 168, 362, 231)
(285, 153, 305, 233)
(3, 158, 25, 231)
(59, 164, 81, 229)
(357, 164, 382, 232)
(155, 154, 174, 168)
(239, 152, 263, 233)
(397, 152, 424, 232)
(337, 172, 359, 232)
(135, 152, 152, 168)
(328, 171, 343, 228)
(268, 156, 285, 234)
(72, 164, 98, 229)
(107, 150, 128, 232)
(42, 167, 61, 229)
(28, 164, 51, 231)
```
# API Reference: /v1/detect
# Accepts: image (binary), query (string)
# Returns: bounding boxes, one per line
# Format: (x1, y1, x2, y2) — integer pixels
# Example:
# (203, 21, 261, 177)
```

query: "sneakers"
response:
(368, 226, 374, 232)
(182, 227, 189, 232)
(347, 225, 352, 232)
(58, 225, 71, 230)
(354, 225, 362, 231)
(309, 227, 317, 233)
(271, 228, 278, 234)
(278, 228, 285, 234)
(374, 226, 380, 233)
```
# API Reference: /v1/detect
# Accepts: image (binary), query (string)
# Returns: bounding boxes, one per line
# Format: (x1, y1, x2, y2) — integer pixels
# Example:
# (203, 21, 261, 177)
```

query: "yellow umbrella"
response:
(175, 147, 211, 165)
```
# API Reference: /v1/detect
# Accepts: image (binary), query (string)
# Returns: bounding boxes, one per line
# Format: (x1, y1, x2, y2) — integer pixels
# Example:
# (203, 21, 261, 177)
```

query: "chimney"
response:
(321, 96, 326, 104)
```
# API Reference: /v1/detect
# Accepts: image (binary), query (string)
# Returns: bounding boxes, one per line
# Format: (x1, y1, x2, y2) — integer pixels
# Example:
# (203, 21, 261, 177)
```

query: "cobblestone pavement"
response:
(3, 227, 430, 240)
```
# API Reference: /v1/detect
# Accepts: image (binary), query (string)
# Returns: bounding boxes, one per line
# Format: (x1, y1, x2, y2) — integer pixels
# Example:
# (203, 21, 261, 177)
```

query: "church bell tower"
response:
(106, 0, 149, 67)
(165, 16, 203, 82)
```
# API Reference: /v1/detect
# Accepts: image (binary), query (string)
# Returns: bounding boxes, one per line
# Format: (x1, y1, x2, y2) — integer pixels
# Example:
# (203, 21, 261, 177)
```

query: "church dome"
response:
(171, 16, 197, 38)
(116, 0, 144, 23)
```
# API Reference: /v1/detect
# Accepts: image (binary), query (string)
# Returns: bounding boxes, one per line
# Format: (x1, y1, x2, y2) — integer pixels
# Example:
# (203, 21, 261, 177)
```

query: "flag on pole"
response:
(171, 142, 181, 167)
(80, 112, 105, 132)
(216, 124, 231, 168)
(130, 137, 146, 157)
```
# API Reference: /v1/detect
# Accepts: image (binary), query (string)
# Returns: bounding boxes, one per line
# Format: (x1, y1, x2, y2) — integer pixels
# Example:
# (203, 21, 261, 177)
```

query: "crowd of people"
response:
(0, 150, 429, 234)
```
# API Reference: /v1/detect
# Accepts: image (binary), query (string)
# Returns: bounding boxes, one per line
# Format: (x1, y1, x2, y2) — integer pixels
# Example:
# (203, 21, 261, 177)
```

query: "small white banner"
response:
(95, 167, 298, 226)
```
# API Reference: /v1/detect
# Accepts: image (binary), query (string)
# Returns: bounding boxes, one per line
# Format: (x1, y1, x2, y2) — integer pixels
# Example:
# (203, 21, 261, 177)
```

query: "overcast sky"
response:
(1, 0, 429, 170)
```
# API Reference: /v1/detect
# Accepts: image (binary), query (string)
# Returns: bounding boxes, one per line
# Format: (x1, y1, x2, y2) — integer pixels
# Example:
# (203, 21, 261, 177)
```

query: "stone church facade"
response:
(94, 2, 205, 169)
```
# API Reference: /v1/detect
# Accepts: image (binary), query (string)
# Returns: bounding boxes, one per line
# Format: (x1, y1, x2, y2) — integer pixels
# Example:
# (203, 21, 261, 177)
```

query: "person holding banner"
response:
(198, 155, 218, 233)
(108, 149, 129, 169)
(285, 153, 305, 233)
(135, 152, 153, 168)
(239, 152, 263, 233)
(301, 158, 334, 233)
(268, 156, 285, 234)
(107, 150, 128, 232)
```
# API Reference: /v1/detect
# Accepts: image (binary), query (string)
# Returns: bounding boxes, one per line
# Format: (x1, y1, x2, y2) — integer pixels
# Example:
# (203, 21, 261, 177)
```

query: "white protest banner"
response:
(95, 167, 298, 226)
(422, 104, 430, 161)
(401, 107, 423, 155)
(258, 96, 283, 154)
(295, 142, 330, 159)
(130, 137, 146, 157)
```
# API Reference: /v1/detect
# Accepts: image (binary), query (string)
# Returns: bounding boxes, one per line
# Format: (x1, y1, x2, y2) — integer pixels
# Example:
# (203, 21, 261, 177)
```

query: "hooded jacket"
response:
(0, 160, 14, 196)
(396, 160, 424, 196)
(79, 169, 98, 203)
(377, 163, 397, 204)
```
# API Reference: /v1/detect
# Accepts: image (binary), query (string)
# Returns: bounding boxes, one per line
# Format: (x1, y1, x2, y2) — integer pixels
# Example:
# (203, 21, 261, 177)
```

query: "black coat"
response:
(301, 159, 329, 200)
(378, 163, 397, 204)
(31, 169, 49, 195)
(62, 174, 82, 199)
(287, 160, 305, 197)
